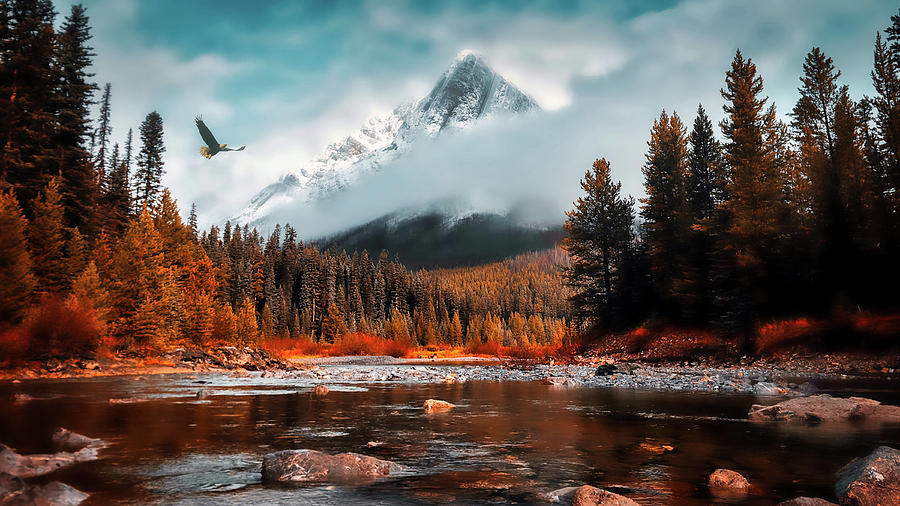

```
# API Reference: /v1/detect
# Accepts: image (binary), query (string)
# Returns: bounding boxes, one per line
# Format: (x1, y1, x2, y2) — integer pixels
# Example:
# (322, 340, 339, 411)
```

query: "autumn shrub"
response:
(13, 296, 103, 359)
(755, 318, 819, 353)
(502, 344, 559, 360)
(262, 336, 325, 358)
(329, 333, 411, 358)
(465, 339, 501, 356)
(379, 337, 412, 358)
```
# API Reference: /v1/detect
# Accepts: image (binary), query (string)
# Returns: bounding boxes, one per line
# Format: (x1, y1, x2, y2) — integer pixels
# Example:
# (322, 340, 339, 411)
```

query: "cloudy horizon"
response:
(61, 0, 898, 237)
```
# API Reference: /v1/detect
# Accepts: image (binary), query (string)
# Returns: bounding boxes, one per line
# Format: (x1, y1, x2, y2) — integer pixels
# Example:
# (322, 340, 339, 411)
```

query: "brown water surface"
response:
(1, 370, 899, 504)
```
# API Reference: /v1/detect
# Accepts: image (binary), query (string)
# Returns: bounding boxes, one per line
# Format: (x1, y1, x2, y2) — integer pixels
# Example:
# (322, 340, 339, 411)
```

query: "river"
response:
(2, 368, 899, 504)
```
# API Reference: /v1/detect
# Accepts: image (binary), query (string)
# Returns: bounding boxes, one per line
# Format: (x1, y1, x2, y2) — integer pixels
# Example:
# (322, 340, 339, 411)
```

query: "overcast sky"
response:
(60, 0, 898, 235)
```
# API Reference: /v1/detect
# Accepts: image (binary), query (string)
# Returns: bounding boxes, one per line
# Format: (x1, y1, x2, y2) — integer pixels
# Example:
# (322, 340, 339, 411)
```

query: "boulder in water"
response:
(313, 385, 329, 396)
(51, 428, 105, 452)
(423, 399, 456, 412)
(749, 395, 900, 423)
(835, 446, 900, 505)
(544, 485, 639, 505)
(261, 449, 402, 484)
(708, 469, 750, 499)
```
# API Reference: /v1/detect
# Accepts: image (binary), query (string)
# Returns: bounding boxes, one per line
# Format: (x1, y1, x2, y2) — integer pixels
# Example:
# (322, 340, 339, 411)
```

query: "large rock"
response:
(749, 395, 900, 423)
(423, 399, 456, 412)
(261, 449, 402, 484)
(0, 445, 82, 478)
(835, 446, 900, 505)
(544, 485, 638, 505)
(708, 469, 750, 499)
(777, 498, 837, 505)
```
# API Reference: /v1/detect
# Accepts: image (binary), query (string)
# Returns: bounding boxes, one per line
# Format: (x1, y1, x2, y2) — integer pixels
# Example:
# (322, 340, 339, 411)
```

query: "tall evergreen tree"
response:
(28, 177, 69, 294)
(0, 189, 34, 324)
(134, 111, 165, 210)
(640, 110, 692, 319)
(93, 82, 111, 177)
(1, 0, 57, 213)
(687, 104, 724, 220)
(54, 4, 97, 234)
(563, 158, 634, 328)
(719, 49, 786, 330)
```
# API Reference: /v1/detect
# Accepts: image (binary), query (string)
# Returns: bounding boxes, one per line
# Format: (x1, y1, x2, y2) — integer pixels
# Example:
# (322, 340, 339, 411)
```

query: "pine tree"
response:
(719, 49, 785, 330)
(188, 203, 198, 237)
(134, 111, 165, 210)
(70, 260, 108, 321)
(0, 189, 34, 324)
(102, 154, 130, 233)
(687, 104, 724, 220)
(53, 4, 97, 234)
(94, 82, 111, 176)
(260, 303, 274, 339)
(448, 311, 463, 346)
(28, 177, 69, 294)
(320, 301, 344, 344)
(640, 110, 692, 319)
(123, 127, 133, 171)
(1, 0, 57, 213)
(563, 158, 634, 329)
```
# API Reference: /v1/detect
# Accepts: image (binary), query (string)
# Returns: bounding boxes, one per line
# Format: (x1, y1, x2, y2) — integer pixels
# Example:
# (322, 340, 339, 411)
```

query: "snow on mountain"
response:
(232, 51, 539, 228)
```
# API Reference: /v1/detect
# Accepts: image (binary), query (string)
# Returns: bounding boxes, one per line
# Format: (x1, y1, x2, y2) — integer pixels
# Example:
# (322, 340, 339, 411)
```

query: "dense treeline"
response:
(0, 1, 568, 359)
(565, 10, 900, 346)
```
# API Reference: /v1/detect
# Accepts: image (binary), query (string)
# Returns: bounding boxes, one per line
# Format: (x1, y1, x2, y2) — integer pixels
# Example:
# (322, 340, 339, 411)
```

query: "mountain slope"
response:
(233, 51, 539, 228)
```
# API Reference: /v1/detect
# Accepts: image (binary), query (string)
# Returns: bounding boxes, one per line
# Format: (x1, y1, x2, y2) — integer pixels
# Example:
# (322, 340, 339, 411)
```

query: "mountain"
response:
(233, 51, 560, 267)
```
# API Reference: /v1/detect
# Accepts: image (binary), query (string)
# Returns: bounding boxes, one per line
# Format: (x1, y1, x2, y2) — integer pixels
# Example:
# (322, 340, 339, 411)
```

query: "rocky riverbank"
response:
(3, 347, 897, 398)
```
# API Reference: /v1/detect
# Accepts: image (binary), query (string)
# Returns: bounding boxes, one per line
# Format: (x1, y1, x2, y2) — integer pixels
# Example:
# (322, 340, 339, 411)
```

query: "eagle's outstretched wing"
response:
(222, 146, 246, 152)
(195, 117, 219, 148)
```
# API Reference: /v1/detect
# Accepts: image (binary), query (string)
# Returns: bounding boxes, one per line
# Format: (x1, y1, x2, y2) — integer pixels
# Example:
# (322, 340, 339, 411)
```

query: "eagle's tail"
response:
(200, 146, 212, 159)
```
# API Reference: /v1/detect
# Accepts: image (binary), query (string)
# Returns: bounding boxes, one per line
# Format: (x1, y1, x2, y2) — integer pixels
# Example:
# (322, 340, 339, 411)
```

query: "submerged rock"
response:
(752, 381, 786, 396)
(108, 396, 149, 404)
(423, 399, 456, 412)
(708, 469, 750, 499)
(313, 385, 329, 396)
(544, 485, 639, 505)
(749, 395, 900, 423)
(51, 428, 105, 453)
(261, 449, 401, 484)
(835, 446, 900, 505)
(0, 473, 88, 505)
(777, 498, 836, 505)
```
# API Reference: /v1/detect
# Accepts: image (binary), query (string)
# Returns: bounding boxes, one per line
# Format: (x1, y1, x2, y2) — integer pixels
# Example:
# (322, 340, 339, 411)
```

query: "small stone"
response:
(313, 385, 329, 396)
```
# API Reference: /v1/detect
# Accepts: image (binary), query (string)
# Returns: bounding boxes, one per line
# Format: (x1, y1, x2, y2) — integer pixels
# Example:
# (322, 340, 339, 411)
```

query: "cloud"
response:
(72, 0, 897, 233)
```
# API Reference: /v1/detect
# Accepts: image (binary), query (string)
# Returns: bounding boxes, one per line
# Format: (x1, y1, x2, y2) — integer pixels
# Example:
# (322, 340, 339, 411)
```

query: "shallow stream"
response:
(2, 368, 899, 504)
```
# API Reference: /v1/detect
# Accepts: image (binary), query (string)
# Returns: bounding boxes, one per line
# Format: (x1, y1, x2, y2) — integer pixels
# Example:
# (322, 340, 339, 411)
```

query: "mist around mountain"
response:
(232, 51, 564, 265)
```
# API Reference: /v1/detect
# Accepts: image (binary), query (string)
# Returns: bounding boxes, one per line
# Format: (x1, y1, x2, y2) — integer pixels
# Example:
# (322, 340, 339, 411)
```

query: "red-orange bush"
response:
(465, 339, 501, 356)
(756, 318, 819, 353)
(262, 336, 325, 358)
(329, 333, 411, 358)
(6, 296, 103, 360)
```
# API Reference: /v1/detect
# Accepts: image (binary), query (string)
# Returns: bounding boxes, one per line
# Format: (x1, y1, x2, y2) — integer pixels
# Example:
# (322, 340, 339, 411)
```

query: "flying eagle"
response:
(195, 117, 245, 159)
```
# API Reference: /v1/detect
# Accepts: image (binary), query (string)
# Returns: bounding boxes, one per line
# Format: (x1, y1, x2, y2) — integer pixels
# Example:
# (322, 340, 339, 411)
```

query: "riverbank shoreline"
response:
(2, 347, 897, 397)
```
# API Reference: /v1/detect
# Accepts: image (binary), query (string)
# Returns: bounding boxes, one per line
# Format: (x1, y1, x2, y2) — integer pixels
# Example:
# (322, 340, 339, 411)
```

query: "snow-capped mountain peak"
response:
(232, 51, 539, 228)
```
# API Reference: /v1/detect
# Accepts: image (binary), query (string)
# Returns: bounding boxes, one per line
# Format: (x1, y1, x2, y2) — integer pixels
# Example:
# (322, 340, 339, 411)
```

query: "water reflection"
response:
(1, 372, 899, 504)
